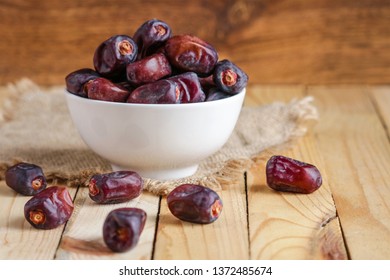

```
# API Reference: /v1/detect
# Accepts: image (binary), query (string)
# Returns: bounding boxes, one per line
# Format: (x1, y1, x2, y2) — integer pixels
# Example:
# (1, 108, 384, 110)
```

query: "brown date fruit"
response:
(165, 35, 218, 76)
(167, 72, 205, 103)
(5, 162, 47, 196)
(84, 77, 130, 102)
(65, 68, 100, 97)
(93, 35, 138, 78)
(213, 59, 248, 95)
(133, 19, 172, 59)
(88, 171, 143, 204)
(266, 155, 322, 194)
(126, 53, 172, 86)
(24, 186, 74, 230)
(103, 207, 147, 252)
(127, 79, 180, 104)
(167, 184, 223, 224)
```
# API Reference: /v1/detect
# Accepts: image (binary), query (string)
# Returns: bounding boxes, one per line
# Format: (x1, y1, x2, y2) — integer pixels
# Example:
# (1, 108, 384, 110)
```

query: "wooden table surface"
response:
(1, 84, 390, 260)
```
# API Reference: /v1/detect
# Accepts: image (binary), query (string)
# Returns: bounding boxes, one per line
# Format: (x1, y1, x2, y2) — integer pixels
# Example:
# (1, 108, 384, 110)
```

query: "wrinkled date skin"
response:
(127, 79, 180, 104)
(85, 77, 130, 102)
(5, 162, 47, 196)
(93, 35, 138, 78)
(167, 184, 223, 224)
(266, 155, 322, 194)
(133, 19, 172, 59)
(65, 68, 100, 97)
(88, 171, 143, 204)
(213, 59, 248, 95)
(24, 186, 74, 230)
(205, 87, 230, 102)
(165, 35, 218, 76)
(167, 72, 205, 103)
(103, 207, 147, 252)
(126, 53, 172, 85)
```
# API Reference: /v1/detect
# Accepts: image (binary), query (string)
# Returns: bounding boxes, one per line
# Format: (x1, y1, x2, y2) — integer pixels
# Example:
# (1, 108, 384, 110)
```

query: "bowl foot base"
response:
(110, 164, 199, 181)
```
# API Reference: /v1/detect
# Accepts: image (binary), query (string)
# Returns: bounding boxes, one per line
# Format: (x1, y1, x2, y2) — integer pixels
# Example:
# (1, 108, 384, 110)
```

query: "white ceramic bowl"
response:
(64, 89, 245, 180)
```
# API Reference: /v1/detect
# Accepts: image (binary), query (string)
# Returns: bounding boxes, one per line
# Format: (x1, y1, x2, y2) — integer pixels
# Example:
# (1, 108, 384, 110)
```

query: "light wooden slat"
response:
(244, 86, 347, 259)
(55, 187, 159, 260)
(153, 176, 249, 259)
(0, 182, 77, 259)
(310, 86, 390, 259)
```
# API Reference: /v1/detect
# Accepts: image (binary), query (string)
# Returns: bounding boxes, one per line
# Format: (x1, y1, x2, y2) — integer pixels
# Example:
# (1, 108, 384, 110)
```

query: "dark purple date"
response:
(133, 19, 172, 59)
(88, 171, 143, 204)
(165, 35, 218, 76)
(213, 59, 248, 95)
(167, 72, 206, 103)
(126, 53, 172, 85)
(167, 184, 223, 224)
(65, 68, 100, 97)
(127, 79, 180, 104)
(103, 207, 147, 252)
(266, 155, 322, 194)
(5, 162, 47, 196)
(24, 186, 74, 230)
(84, 77, 130, 102)
(93, 35, 138, 78)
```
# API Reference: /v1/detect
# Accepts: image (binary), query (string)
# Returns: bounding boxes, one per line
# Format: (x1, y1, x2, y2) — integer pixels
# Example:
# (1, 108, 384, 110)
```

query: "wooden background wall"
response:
(0, 0, 389, 86)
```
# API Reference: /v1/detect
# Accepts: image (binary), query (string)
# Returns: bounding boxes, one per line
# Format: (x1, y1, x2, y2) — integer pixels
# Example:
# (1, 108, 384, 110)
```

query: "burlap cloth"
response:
(0, 79, 318, 195)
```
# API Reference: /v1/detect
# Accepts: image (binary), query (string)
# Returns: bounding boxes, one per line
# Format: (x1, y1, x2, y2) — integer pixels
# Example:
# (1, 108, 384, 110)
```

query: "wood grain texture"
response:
(310, 86, 390, 259)
(0, 0, 390, 86)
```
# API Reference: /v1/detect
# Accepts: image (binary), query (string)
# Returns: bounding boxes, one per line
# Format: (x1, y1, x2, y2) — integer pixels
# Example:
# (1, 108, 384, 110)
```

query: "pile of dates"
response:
(65, 19, 248, 104)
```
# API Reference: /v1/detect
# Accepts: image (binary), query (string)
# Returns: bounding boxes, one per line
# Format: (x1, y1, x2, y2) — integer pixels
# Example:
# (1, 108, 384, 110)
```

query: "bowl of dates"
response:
(64, 19, 248, 180)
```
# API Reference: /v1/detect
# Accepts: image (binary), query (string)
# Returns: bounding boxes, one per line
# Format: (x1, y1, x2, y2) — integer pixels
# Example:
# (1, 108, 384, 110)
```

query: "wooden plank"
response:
(309, 86, 390, 259)
(245, 86, 347, 259)
(55, 187, 159, 260)
(0, 181, 77, 259)
(153, 176, 249, 259)
(1, 0, 390, 85)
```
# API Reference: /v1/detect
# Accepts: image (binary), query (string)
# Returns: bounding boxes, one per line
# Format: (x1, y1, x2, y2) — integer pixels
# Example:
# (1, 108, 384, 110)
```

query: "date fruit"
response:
(167, 184, 223, 224)
(133, 19, 172, 59)
(93, 35, 138, 78)
(127, 79, 180, 104)
(266, 155, 322, 194)
(88, 171, 143, 204)
(84, 77, 130, 102)
(65, 68, 100, 97)
(213, 59, 248, 95)
(103, 207, 147, 252)
(5, 162, 47, 196)
(167, 72, 206, 103)
(165, 35, 218, 76)
(126, 53, 172, 85)
(24, 186, 74, 229)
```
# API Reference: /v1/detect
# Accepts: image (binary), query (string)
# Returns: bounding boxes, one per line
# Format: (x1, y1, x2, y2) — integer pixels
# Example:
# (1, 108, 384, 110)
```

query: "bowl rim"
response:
(64, 87, 246, 109)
